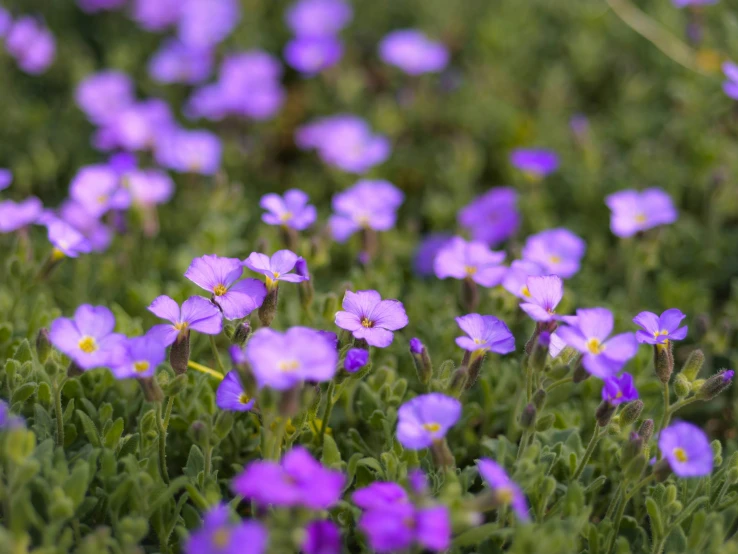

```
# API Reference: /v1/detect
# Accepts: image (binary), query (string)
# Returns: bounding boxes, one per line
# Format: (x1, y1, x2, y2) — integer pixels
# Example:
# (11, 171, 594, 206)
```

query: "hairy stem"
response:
(156, 402, 170, 484)
(573, 426, 602, 481)
(209, 335, 225, 374)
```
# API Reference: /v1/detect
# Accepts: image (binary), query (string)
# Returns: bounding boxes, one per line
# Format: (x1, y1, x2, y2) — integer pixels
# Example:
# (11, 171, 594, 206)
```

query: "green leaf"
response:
(646, 497, 664, 538)
(13, 340, 32, 363)
(147, 476, 189, 516)
(12, 383, 37, 404)
(321, 434, 342, 469)
(63, 462, 90, 510)
(118, 434, 139, 459)
(104, 418, 125, 450)
(357, 457, 384, 477)
(36, 382, 51, 405)
(184, 445, 205, 480)
(451, 523, 511, 547)
(76, 410, 101, 447)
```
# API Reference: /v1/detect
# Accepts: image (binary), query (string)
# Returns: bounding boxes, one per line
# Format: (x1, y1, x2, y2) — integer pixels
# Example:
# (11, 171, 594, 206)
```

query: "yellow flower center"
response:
(97, 194, 108, 204)
(635, 213, 647, 223)
(51, 248, 66, 261)
(465, 265, 477, 276)
(422, 422, 441, 433)
(133, 361, 150, 373)
(673, 447, 688, 463)
(212, 528, 230, 548)
(279, 212, 292, 222)
(586, 338, 604, 355)
(361, 318, 373, 328)
(174, 322, 189, 332)
(78, 336, 98, 354)
(238, 393, 250, 405)
(497, 486, 514, 504)
(356, 214, 371, 227)
(277, 360, 299, 372)
(653, 329, 669, 339)
(213, 284, 228, 296)
(521, 285, 531, 298)
(549, 255, 562, 265)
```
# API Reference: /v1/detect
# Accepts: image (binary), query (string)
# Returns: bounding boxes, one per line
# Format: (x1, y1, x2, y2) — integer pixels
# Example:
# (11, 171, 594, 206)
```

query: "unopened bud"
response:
(36, 328, 52, 364)
(696, 370, 734, 401)
(533, 389, 547, 410)
(727, 467, 738, 485)
(410, 338, 432, 385)
(654, 459, 673, 482)
(188, 421, 208, 447)
(621, 432, 644, 467)
(170, 331, 190, 375)
(680, 349, 705, 381)
(711, 440, 723, 462)
(620, 400, 644, 426)
(673, 373, 691, 399)
(464, 353, 486, 390)
(530, 332, 549, 373)
(448, 367, 468, 397)
(231, 322, 252, 346)
(654, 343, 673, 384)
(258, 287, 279, 327)
(638, 419, 655, 443)
(625, 454, 648, 480)
(67, 361, 84, 378)
(521, 404, 536, 429)
(665, 484, 678, 504)
(279, 386, 301, 418)
(595, 401, 616, 427)
(138, 377, 164, 403)
(665, 501, 683, 516)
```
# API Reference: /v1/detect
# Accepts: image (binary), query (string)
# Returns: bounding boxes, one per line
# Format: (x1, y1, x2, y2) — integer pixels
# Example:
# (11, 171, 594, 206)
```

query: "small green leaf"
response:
(117, 434, 139, 459)
(12, 383, 37, 404)
(104, 418, 125, 450)
(63, 462, 90, 509)
(646, 497, 664, 538)
(36, 382, 51, 405)
(76, 410, 101, 447)
(321, 434, 342, 469)
(184, 445, 205, 480)
(13, 340, 32, 363)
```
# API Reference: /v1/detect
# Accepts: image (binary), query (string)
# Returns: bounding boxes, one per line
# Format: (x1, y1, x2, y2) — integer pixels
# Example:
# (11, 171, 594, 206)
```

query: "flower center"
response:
(586, 338, 604, 355)
(653, 329, 669, 339)
(174, 321, 189, 332)
(497, 486, 514, 504)
(238, 393, 250, 405)
(277, 360, 299, 372)
(521, 285, 531, 298)
(97, 194, 108, 204)
(280, 211, 292, 222)
(422, 422, 441, 433)
(213, 284, 228, 296)
(78, 336, 98, 354)
(51, 248, 66, 261)
(133, 360, 150, 373)
(635, 213, 647, 223)
(212, 528, 230, 548)
(361, 318, 373, 328)
(549, 255, 562, 265)
(673, 447, 688, 463)
(465, 265, 477, 276)
(356, 214, 371, 227)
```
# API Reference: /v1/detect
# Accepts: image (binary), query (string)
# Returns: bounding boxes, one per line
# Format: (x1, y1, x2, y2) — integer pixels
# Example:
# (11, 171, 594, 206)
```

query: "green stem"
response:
(156, 403, 170, 484)
(516, 430, 530, 462)
(573, 426, 603, 480)
(269, 418, 289, 460)
(666, 396, 699, 419)
(163, 396, 174, 430)
(209, 335, 225, 374)
(651, 536, 666, 554)
(53, 378, 67, 448)
(607, 486, 628, 553)
(204, 445, 213, 476)
(318, 381, 335, 450)
(545, 376, 573, 392)
(605, 483, 622, 520)
(658, 381, 670, 434)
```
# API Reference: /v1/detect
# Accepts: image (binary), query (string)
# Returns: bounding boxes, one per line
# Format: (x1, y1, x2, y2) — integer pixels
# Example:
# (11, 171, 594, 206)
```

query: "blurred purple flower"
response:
(178, 0, 240, 48)
(260, 189, 317, 230)
(0, 8, 11, 38)
(519, 275, 563, 322)
(0, 197, 43, 233)
(396, 393, 461, 449)
(409, 338, 424, 355)
(521, 228, 586, 279)
(502, 260, 544, 299)
(602, 372, 638, 406)
(75, 71, 135, 125)
(605, 188, 678, 238)
(70, 164, 131, 217)
(303, 521, 341, 554)
(148, 39, 213, 84)
(94, 99, 175, 152)
(5, 17, 55, 74)
(216, 371, 255, 412)
(633, 308, 688, 345)
(147, 295, 222, 346)
(0, 169, 12, 191)
(379, 30, 449, 75)
(434, 236, 506, 287)
(110, 335, 166, 379)
(243, 250, 309, 289)
(344, 348, 369, 372)
(44, 217, 93, 257)
(49, 305, 125, 370)
(458, 187, 519, 246)
(284, 36, 342, 75)
(132, 0, 181, 31)
(659, 422, 713, 477)
(672, 0, 718, 6)
(510, 148, 559, 178)
(413, 233, 452, 277)
(335, 290, 409, 348)
(286, 0, 352, 37)
(156, 128, 221, 175)
(328, 180, 404, 241)
(0, 400, 25, 430)
(455, 314, 515, 355)
(58, 201, 113, 252)
(723, 62, 738, 100)
(125, 169, 175, 207)
(185, 504, 267, 554)
(477, 459, 530, 521)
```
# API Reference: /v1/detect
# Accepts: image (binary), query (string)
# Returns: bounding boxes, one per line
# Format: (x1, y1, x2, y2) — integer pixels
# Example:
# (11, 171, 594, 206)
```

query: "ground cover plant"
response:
(1, 0, 738, 552)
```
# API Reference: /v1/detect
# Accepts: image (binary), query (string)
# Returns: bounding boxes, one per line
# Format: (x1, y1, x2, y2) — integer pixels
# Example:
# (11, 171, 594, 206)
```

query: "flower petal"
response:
(147, 295, 180, 324)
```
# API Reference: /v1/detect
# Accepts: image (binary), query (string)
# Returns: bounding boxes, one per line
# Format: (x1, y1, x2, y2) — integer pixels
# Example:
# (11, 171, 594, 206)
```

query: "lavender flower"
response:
(455, 314, 515, 355)
(94, 99, 175, 152)
(5, 17, 55, 74)
(303, 521, 341, 554)
(521, 228, 586, 279)
(126, 169, 175, 207)
(434, 236, 506, 287)
(510, 148, 559, 179)
(110, 335, 166, 380)
(185, 255, 267, 320)
(344, 348, 369, 372)
(232, 446, 345, 509)
(69, 165, 131, 217)
(328, 180, 404, 241)
(723, 62, 738, 100)
(242, 250, 309, 290)
(659, 422, 713, 477)
(317, 330, 339, 350)
(132, 0, 181, 31)
(58, 201, 112, 252)
(178, 0, 240, 48)
(633, 308, 688, 345)
(602, 372, 638, 406)
(156, 128, 221, 175)
(519, 275, 563, 322)
(185, 504, 267, 554)
(246, 327, 338, 389)
(44, 218, 93, 257)
(477, 459, 530, 521)
(605, 188, 678, 238)
(49, 305, 125, 370)
(284, 36, 343, 75)
(0, 169, 11, 191)
(260, 189, 316, 230)
(216, 371, 254, 412)
(286, 0, 352, 37)
(502, 260, 544, 299)
(353, 482, 409, 510)
(148, 39, 213, 85)
(556, 308, 639, 378)
(0, 7, 11, 38)
(335, 290, 409, 348)
(458, 188, 519, 246)
(0, 197, 43, 233)
(396, 393, 461, 449)
(147, 295, 222, 346)
(378, 30, 449, 75)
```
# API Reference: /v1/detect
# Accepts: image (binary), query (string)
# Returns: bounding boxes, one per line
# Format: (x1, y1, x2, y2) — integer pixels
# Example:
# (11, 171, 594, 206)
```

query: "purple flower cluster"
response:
(148, 38, 214, 85)
(3, 15, 55, 74)
(335, 290, 408, 347)
(379, 30, 449, 75)
(601, 372, 638, 406)
(458, 187, 519, 246)
(605, 188, 677, 238)
(328, 180, 404, 241)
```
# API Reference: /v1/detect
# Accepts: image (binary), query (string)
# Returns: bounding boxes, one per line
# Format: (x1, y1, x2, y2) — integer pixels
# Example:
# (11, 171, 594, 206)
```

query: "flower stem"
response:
(318, 381, 335, 450)
(607, 486, 628, 554)
(187, 360, 224, 381)
(572, 425, 602, 481)
(269, 417, 289, 460)
(163, 396, 174, 430)
(53, 377, 67, 448)
(658, 380, 670, 434)
(546, 376, 573, 392)
(156, 402, 170, 484)
(209, 335, 225, 373)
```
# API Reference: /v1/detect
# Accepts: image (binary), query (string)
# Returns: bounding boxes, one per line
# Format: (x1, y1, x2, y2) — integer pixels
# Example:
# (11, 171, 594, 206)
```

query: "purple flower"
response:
(260, 189, 317, 230)
(317, 330, 339, 350)
(344, 348, 369, 372)
(328, 180, 403, 241)
(723, 370, 735, 383)
(0, 197, 43, 233)
(131, 0, 181, 31)
(296, 115, 390, 174)
(147, 295, 222, 346)
(185, 504, 267, 554)
(216, 371, 254, 412)
(49, 305, 125, 370)
(284, 36, 343, 75)
(303, 521, 341, 554)
(396, 393, 461, 449)
(232, 446, 345, 509)
(44, 218, 93, 257)
(502, 260, 544, 299)
(156, 128, 221, 175)
(58, 201, 112, 252)
(0, 169, 11, 191)
(378, 30, 449, 75)
(408, 468, 428, 495)
(246, 327, 338, 389)
(673, 0, 718, 6)
(149, 39, 213, 85)
(521, 228, 586, 279)
(455, 314, 515, 355)
(556, 308, 639, 378)
(334, 290, 409, 348)
(184, 255, 267, 320)
(602, 372, 638, 406)
(510, 148, 559, 178)
(605, 188, 678, 238)
(0, 7, 11, 38)
(70, 164, 131, 217)
(434, 236, 506, 287)
(242, 250, 309, 290)
(723, 62, 738, 100)
(519, 275, 563, 322)
(178, 0, 240, 48)
(409, 338, 424, 355)
(77, 0, 126, 13)
(633, 309, 688, 345)
(659, 422, 713, 478)
(353, 482, 409, 510)
(126, 169, 175, 207)
(0, 400, 25, 430)
(477, 459, 530, 522)
(5, 17, 55, 74)
(110, 335, 166, 379)
(413, 233, 452, 277)
(94, 99, 175, 152)
(458, 188, 519, 246)
(286, 0, 352, 37)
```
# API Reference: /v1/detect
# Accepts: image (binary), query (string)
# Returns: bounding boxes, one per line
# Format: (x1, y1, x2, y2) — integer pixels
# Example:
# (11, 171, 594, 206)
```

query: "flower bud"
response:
(665, 484, 677, 505)
(625, 454, 648, 480)
(533, 389, 547, 410)
(231, 322, 252, 347)
(67, 361, 84, 378)
(188, 420, 209, 447)
(680, 349, 705, 381)
(673, 373, 691, 399)
(530, 332, 549, 373)
(448, 367, 468, 397)
(654, 343, 673, 384)
(409, 338, 432, 386)
(638, 419, 655, 444)
(36, 328, 52, 364)
(727, 467, 738, 485)
(258, 287, 279, 327)
(620, 400, 644, 427)
(138, 377, 164, 403)
(169, 331, 190, 375)
(696, 370, 734, 401)
(711, 440, 723, 463)
(595, 401, 616, 427)
(464, 353, 486, 390)
(621, 432, 644, 467)
(520, 404, 536, 429)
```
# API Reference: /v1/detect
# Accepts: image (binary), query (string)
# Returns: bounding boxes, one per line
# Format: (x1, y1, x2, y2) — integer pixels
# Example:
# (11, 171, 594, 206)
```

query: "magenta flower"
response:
(216, 371, 255, 412)
(0, 169, 11, 191)
(284, 37, 343, 75)
(344, 348, 369, 372)
(477, 459, 530, 522)
(246, 327, 338, 389)
(156, 128, 221, 175)
(458, 187, 519, 246)
(519, 275, 563, 322)
(723, 62, 738, 100)
(185, 255, 267, 320)
(296, 115, 390, 174)
(75, 71, 134, 125)
(556, 308, 638, 378)
(605, 188, 678, 238)
(602, 372, 638, 406)
(303, 521, 341, 554)
(260, 189, 316, 230)
(232, 446, 345, 509)
(178, 0, 240, 48)
(126, 169, 175, 207)
(434, 236, 506, 287)
(44, 218, 93, 257)
(49, 305, 125, 370)
(502, 260, 544, 299)
(70, 165, 131, 217)
(185, 504, 267, 554)
(286, 0, 352, 37)
(659, 422, 713, 478)
(0, 197, 43, 233)
(455, 314, 515, 355)
(147, 295, 222, 346)
(334, 290, 409, 348)
(378, 30, 449, 75)
(510, 148, 559, 178)
(396, 393, 461, 449)
(110, 335, 166, 380)
(328, 180, 404, 241)
(242, 250, 309, 290)
(148, 39, 213, 85)
(633, 308, 688, 345)
(5, 17, 55, 75)
(521, 228, 586, 279)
